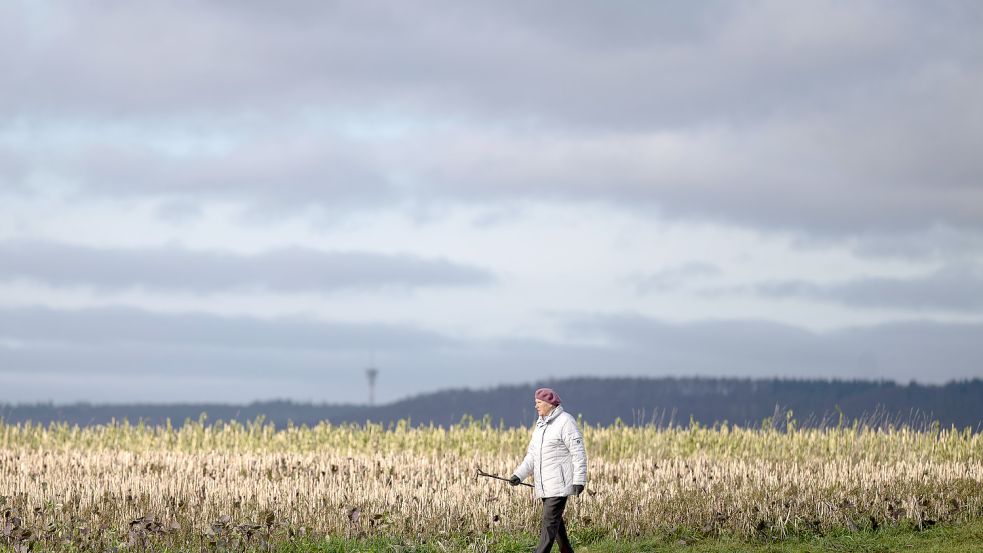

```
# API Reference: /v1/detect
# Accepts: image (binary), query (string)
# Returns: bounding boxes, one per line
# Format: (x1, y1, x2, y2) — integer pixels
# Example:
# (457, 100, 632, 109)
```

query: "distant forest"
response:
(3, 377, 982, 430)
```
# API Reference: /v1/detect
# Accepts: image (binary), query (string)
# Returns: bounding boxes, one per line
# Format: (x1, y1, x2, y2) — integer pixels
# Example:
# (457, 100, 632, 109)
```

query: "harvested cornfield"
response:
(2, 417, 982, 551)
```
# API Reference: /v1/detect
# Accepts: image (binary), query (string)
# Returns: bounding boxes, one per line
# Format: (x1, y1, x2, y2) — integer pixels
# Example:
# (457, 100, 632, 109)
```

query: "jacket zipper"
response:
(536, 409, 557, 496)
(537, 423, 546, 495)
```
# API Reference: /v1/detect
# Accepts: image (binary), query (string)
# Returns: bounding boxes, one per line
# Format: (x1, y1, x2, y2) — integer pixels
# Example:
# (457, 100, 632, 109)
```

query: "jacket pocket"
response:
(562, 462, 573, 488)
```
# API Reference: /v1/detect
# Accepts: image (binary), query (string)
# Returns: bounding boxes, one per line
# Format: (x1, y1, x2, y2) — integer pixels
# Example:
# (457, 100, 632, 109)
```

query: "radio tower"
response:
(365, 366, 379, 406)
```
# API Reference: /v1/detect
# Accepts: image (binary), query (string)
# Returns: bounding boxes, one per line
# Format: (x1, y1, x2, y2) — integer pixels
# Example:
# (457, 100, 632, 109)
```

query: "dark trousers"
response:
(535, 496, 573, 553)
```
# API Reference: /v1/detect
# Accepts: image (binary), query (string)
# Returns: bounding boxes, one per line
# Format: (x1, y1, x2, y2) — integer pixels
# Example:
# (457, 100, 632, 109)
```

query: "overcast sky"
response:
(2, 1, 981, 404)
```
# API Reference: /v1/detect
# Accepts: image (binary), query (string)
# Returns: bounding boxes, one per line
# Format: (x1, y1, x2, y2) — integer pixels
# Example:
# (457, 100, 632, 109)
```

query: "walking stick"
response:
(475, 467, 533, 488)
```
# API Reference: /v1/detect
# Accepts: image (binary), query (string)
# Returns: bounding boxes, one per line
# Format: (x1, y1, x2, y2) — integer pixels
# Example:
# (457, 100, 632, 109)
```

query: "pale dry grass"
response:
(2, 418, 982, 550)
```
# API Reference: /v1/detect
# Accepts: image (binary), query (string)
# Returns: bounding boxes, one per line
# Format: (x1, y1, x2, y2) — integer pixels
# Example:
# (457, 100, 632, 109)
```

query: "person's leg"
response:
(534, 497, 568, 553)
(556, 515, 574, 553)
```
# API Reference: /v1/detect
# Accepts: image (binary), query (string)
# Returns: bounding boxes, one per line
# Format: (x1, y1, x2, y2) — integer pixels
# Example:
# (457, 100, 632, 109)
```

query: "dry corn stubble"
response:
(2, 418, 982, 550)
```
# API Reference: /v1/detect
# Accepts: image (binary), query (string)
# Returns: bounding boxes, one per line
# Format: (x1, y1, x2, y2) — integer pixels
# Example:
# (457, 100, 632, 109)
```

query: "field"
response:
(2, 416, 982, 552)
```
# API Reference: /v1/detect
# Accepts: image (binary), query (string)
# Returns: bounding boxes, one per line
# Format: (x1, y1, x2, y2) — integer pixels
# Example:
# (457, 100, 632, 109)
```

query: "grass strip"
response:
(264, 520, 983, 553)
(4, 520, 981, 552)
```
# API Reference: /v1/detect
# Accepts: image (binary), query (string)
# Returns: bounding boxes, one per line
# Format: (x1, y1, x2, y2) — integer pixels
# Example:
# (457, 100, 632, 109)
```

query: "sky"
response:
(1, 1, 982, 404)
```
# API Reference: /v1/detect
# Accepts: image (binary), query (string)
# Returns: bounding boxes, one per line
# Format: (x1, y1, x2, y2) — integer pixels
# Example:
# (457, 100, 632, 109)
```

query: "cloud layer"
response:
(0, 240, 493, 293)
(749, 264, 983, 311)
(2, 306, 979, 403)
(1, 2, 981, 403)
(564, 313, 983, 382)
(3, 2, 981, 234)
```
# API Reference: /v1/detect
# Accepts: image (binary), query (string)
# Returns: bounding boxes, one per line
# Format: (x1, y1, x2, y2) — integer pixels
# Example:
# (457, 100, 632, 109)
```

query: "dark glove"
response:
(573, 484, 584, 496)
(509, 475, 521, 486)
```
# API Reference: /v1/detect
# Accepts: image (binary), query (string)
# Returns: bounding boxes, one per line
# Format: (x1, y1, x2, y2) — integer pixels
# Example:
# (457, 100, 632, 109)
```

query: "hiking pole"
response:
(475, 467, 533, 488)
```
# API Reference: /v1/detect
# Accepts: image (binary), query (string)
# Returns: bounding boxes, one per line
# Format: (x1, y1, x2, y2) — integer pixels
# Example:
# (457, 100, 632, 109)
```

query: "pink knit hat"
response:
(535, 387, 561, 406)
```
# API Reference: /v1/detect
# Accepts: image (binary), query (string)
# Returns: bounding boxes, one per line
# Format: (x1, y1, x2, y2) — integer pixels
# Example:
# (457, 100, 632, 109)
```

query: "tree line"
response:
(2, 377, 981, 430)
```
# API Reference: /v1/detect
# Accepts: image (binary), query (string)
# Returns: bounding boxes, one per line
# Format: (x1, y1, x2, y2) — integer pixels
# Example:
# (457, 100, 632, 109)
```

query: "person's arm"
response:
(512, 436, 535, 482)
(563, 420, 588, 488)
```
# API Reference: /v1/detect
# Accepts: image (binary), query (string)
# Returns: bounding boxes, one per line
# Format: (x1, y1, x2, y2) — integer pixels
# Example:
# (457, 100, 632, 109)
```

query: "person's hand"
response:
(509, 475, 521, 486)
(573, 484, 584, 496)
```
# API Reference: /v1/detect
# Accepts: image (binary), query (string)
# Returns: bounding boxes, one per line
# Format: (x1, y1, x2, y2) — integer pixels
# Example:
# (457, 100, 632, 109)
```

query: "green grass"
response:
(575, 520, 983, 552)
(5, 521, 983, 552)
(261, 520, 983, 552)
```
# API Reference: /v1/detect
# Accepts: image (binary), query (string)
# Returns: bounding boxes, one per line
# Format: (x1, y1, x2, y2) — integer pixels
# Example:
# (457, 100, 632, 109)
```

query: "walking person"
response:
(510, 388, 588, 553)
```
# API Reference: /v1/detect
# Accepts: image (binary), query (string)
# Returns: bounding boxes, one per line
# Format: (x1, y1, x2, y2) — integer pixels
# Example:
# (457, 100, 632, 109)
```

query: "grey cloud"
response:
(155, 200, 203, 224)
(11, 112, 981, 235)
(4, 307, 980, 403)
(2, 2, 976, 128)
(848, 227, 983, 262)
(0, 339, 617, 404)
(563, 313, 983, 383)
(750, 264, 983, 311)
(65, 139, 395, 210)
(2, 2, 981, 237)
(0, 335, 610, 404)
(0, 3, 798, 121)
(0, 341, 364, 381)
(0, 304, 607, 403)
(0, 369, 343, 405)
(12, 111, 981, 235)
(634, 262, 722, 294)
(0, 305, 453, 352)
(406, 101, 983, 233)
(0, 137, 396, 220)
(0, 240, 494, 293)
(0, 342, 433, 404)
(0, 147, 30, 189)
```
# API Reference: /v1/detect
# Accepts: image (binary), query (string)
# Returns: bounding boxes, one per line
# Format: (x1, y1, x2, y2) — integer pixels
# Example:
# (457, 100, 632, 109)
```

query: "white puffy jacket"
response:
(512, 405, 588, 498)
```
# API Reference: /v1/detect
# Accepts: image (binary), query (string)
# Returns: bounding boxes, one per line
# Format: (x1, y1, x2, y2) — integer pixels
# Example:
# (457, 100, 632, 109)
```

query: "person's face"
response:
(535, 399, 554, 417)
